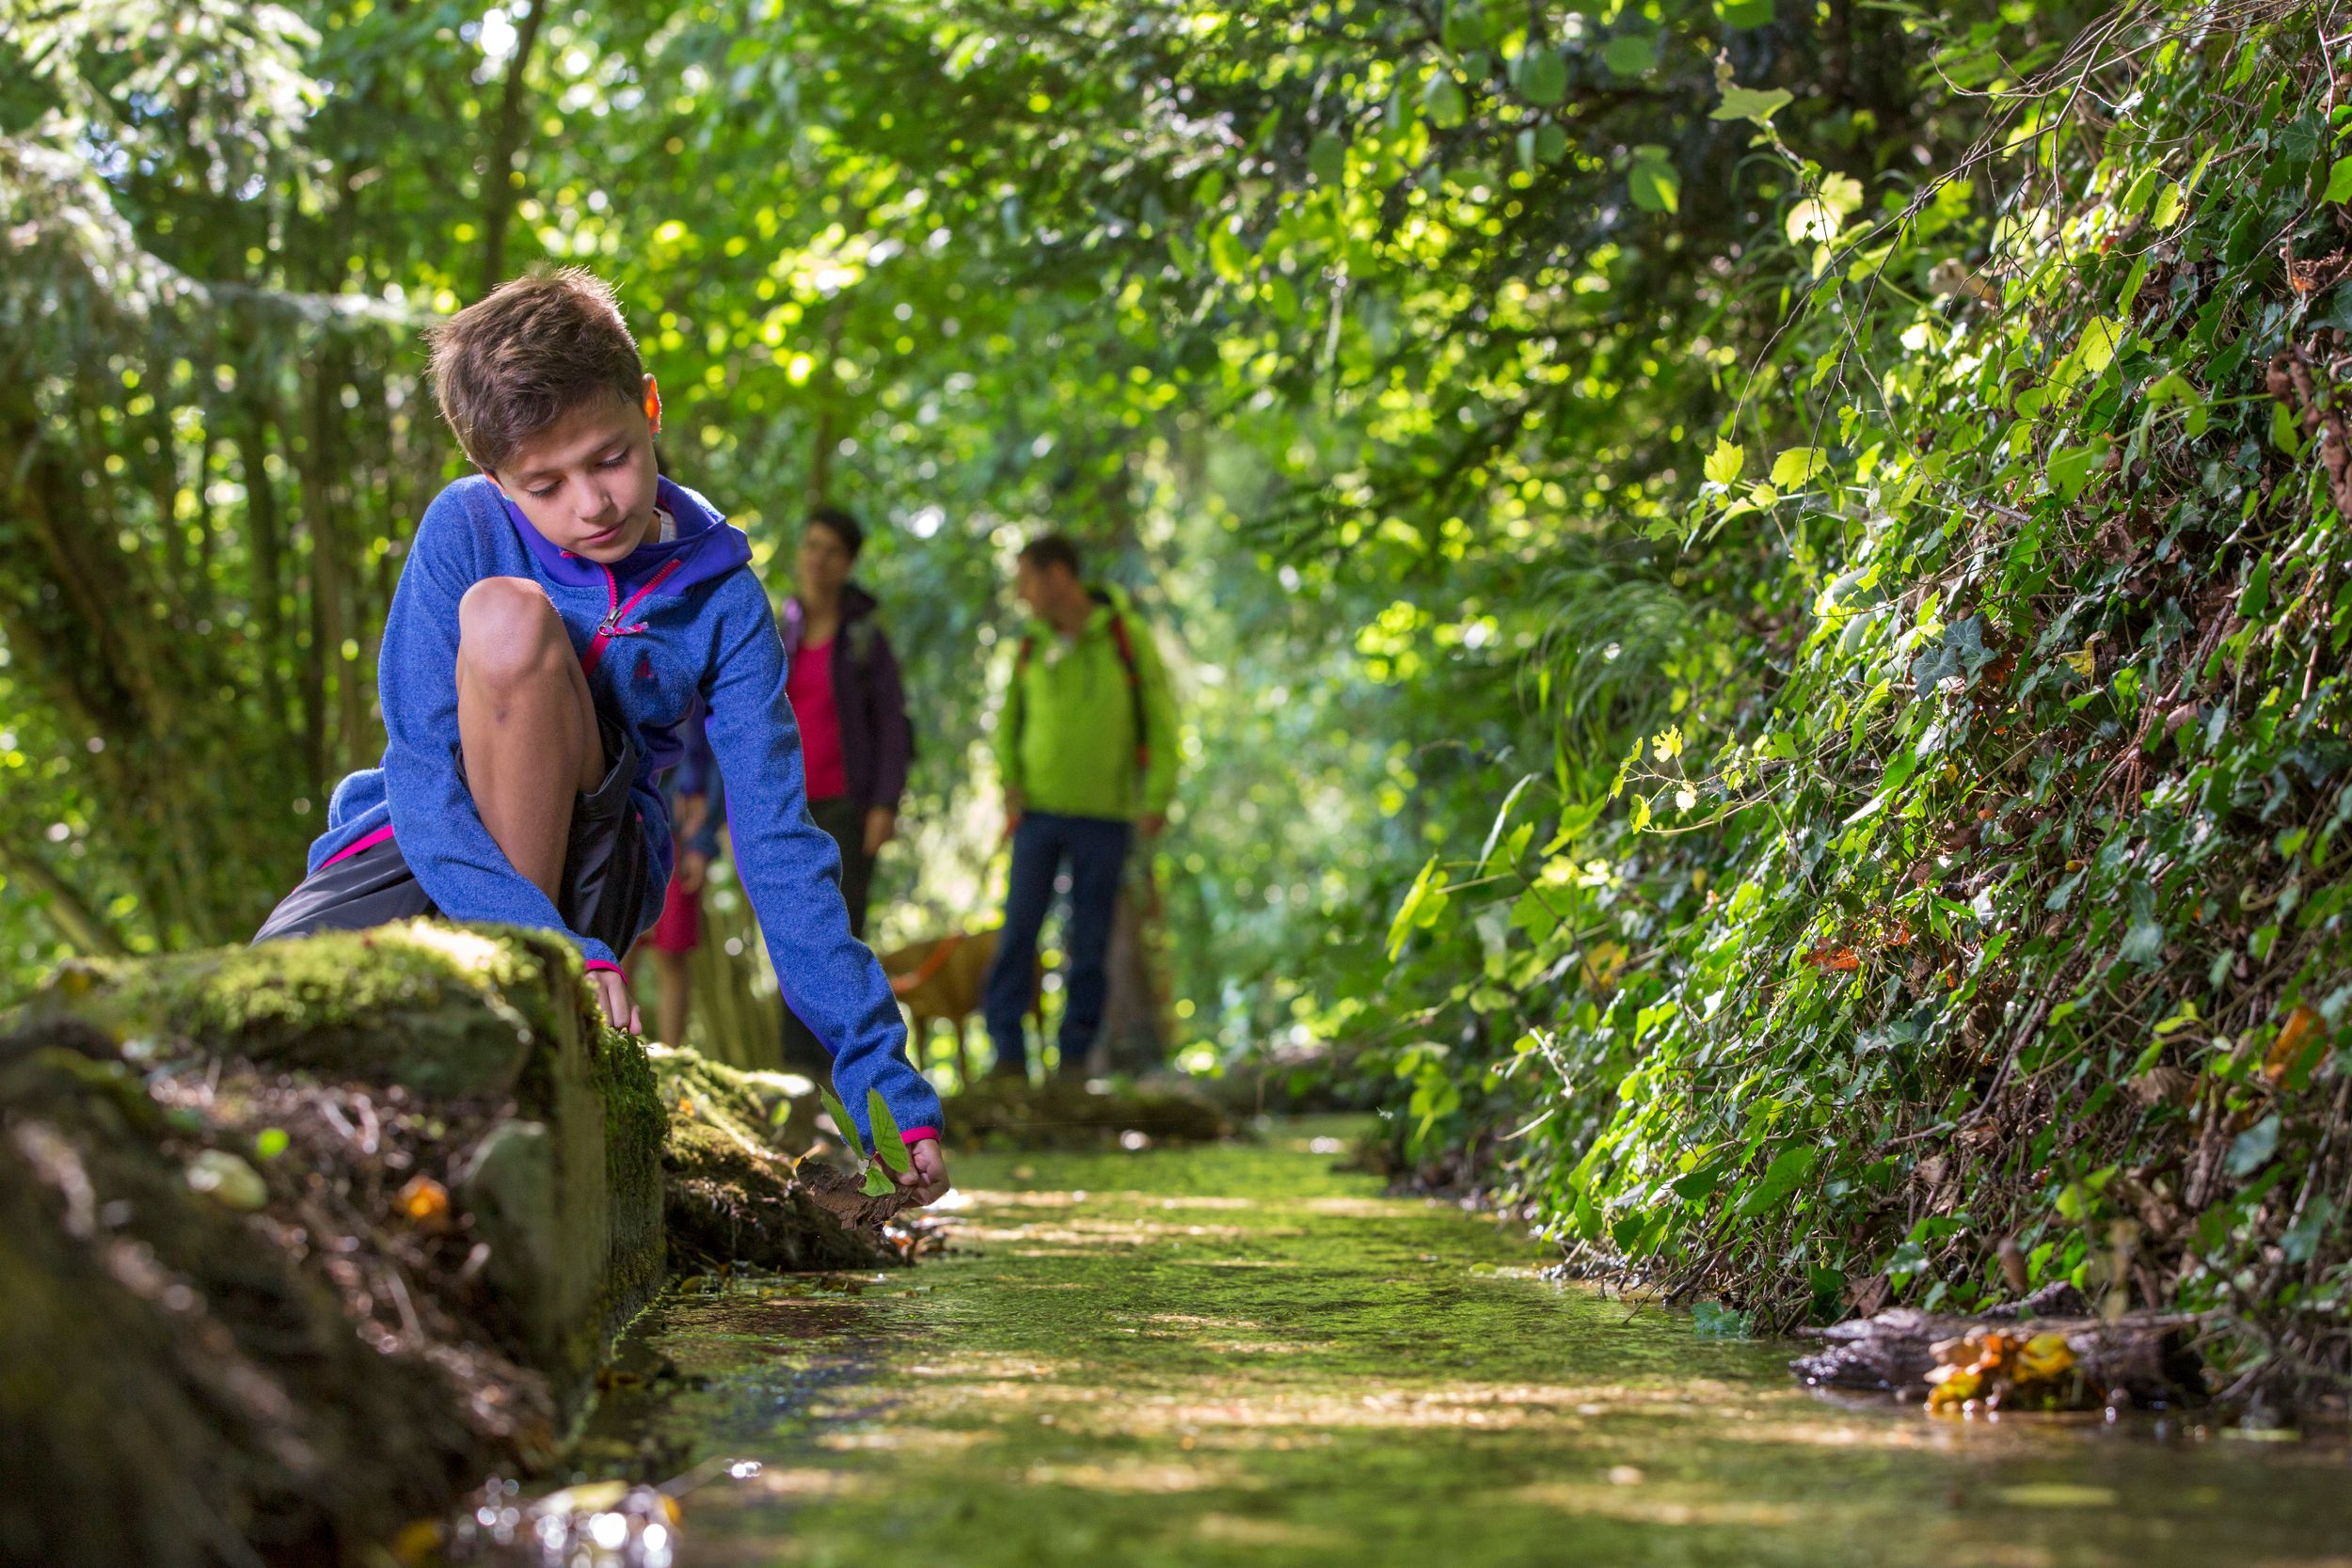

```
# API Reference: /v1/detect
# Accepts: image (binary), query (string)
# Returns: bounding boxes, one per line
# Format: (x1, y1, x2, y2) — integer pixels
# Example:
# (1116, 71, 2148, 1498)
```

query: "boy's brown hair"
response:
(424, 267, 643, 473)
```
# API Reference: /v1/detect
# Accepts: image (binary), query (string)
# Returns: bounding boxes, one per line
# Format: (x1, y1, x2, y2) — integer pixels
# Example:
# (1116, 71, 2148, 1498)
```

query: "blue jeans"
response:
(985, 812, 1133, 1079)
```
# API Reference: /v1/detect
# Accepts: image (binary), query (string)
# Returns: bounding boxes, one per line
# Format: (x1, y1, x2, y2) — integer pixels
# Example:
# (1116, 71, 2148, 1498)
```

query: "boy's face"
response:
(490, 374, 662, 563)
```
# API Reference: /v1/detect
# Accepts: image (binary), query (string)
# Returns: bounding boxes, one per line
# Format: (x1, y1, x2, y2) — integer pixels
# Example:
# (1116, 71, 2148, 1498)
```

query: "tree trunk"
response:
(478, 0, 551, 294)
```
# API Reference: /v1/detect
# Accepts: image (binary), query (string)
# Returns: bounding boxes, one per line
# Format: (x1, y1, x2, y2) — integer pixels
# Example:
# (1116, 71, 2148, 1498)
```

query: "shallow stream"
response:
(588, 1119, 2349, 1566)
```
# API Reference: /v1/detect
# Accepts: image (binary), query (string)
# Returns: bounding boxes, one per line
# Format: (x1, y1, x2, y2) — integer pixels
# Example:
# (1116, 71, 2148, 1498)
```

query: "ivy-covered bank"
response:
(1377, 7, 2352, 1402)
(0, 926, 883, 1567)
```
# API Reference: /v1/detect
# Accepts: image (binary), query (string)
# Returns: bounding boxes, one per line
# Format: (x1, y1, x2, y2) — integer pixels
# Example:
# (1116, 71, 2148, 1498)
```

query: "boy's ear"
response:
(642, 372, 661, 436)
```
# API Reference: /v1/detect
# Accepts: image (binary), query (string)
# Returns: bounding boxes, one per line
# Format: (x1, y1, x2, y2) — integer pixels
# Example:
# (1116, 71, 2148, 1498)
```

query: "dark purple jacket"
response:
(781, 583, 912, 815)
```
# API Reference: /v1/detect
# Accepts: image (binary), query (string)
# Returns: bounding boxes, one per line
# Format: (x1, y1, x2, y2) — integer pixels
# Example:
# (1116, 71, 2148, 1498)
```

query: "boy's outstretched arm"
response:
(698, 574, 947, 1185)
(380, 497, 639, 1007)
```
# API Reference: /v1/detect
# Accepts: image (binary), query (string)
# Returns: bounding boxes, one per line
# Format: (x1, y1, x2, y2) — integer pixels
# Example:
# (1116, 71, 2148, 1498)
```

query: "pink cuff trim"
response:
(585, 958, 624, 974)
(320, 824, 396, 871)
(900, 1127, 941, 1145)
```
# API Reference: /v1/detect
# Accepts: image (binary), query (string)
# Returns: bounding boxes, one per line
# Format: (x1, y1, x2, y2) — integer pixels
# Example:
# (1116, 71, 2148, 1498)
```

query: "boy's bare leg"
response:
(453, 578, 637, 1032)
(455, 578, 604, 901)
(656, 948, 692, 1046)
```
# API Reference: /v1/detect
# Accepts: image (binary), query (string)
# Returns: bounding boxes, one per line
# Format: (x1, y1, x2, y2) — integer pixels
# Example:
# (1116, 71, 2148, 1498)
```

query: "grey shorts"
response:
(253, 710, 655, 957)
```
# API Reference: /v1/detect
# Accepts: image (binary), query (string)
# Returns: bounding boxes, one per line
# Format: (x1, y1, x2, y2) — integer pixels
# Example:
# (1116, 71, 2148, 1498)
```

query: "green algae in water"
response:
(601, 1121, 2352, 1568)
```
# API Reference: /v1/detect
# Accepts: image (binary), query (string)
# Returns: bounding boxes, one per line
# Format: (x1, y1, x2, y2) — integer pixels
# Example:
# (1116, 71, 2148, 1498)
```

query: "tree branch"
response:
(0, 839, 129, 957)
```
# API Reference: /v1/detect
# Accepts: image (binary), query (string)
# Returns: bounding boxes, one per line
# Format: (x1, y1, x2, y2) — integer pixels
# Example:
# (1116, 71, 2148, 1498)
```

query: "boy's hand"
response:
(895, 1137, 950, 1205)
(590, 968, 642, 1036)
(1137, 812, 1167, 838)
(863, 806, 898, 856)
(1003, 787, 1025, 839)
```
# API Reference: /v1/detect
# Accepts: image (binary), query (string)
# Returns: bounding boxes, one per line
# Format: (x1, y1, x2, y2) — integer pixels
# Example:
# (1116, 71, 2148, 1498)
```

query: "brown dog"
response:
(877, 926, 1040, 1085)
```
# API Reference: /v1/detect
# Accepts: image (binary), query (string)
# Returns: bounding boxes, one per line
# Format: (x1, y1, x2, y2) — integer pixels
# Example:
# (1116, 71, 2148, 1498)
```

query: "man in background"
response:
(984, 534, 1178, 1080)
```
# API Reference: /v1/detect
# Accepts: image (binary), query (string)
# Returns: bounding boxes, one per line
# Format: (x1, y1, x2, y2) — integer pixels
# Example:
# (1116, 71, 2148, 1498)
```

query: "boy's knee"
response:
(457, 578, 569, 688)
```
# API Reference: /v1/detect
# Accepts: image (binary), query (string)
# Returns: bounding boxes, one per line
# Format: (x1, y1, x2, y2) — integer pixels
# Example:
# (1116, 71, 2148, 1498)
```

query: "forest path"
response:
(584, 1120, 2349, 1568)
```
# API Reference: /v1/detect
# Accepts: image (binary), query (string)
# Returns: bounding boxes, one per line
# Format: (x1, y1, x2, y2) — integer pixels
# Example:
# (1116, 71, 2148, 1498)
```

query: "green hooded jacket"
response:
(993, 583, 1179, 822)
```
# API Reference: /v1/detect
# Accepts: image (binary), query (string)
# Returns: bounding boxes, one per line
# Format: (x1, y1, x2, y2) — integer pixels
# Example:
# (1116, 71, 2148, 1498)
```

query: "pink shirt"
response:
(787, 638, 849, 801)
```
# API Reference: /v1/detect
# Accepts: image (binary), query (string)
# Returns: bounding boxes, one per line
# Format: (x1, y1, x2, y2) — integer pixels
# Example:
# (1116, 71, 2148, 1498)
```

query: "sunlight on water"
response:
(584, 1122, 2352, 1568)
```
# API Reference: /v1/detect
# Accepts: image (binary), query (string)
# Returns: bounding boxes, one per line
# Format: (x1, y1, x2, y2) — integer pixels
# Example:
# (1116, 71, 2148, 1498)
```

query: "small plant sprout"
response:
(818, 1086, 915, 1196)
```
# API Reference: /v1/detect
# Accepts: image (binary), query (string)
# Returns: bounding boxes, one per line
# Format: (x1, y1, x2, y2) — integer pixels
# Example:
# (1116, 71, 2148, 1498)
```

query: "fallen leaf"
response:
(2264, 1005, 2321, 1083)
(397, 1175, 451, 1226)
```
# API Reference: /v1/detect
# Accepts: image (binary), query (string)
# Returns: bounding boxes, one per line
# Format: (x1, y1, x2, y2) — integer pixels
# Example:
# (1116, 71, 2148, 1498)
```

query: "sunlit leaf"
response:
(1770, 446, 1827, 487)
(1629, 146, 1679, 214)
(868, 1088, 912, 1173)
(1705, 438, 1745, 485)
(1712, 85, 1793, 123)
(819, 1087, 864, 1158)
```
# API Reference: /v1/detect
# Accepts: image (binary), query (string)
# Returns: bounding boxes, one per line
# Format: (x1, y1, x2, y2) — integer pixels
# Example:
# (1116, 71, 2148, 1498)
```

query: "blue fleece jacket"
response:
(306, 473, 942, 1145)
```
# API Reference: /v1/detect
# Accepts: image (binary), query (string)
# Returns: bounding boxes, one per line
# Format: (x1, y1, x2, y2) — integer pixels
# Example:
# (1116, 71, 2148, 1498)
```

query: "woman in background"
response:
(780, 504, 914, 1070)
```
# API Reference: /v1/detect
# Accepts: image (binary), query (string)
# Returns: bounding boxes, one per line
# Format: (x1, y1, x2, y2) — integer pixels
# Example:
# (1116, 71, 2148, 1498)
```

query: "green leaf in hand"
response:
(860, 1164, 898, 1196)
(819, 1086, 864, 1157)
(868, 1088, 913, 1174)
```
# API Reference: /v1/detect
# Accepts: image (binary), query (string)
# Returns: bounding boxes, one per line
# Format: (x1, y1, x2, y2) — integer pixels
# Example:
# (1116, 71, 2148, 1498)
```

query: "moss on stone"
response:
(648, 1045, 899, 1274)
(22, 922, 581, 1101)
(949, 1075, 1232, 1149)
(2, 926, 674, 1568)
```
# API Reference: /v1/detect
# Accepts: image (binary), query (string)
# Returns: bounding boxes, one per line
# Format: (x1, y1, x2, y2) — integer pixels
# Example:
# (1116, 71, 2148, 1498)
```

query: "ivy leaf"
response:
(868, 1087, 913, 1174)
(1712, 85, 1793, 124)
(2047, 437, 2108, 500)
(2326, 154, 2352, 205)
(1735, 1145, 1818, 1217)
(819, 1086, 864, 1157)
(1909, 614, 1994, 692)
(2076, 315, 2126, 377)
(2270, 399, 2307, 457)
(1704, 438, 1745, 485)
(2225, 1114, 2280, 1179)
(860, 1164, 898, 1196)
(1692, 1300, 1753, 1338)
(2119, 917, 2167, 965)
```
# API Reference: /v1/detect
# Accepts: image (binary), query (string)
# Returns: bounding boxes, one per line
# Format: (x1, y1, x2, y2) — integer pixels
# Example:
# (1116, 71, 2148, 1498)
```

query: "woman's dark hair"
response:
(1017, 532, 1082, 577)
(807, 504, 866, 558)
